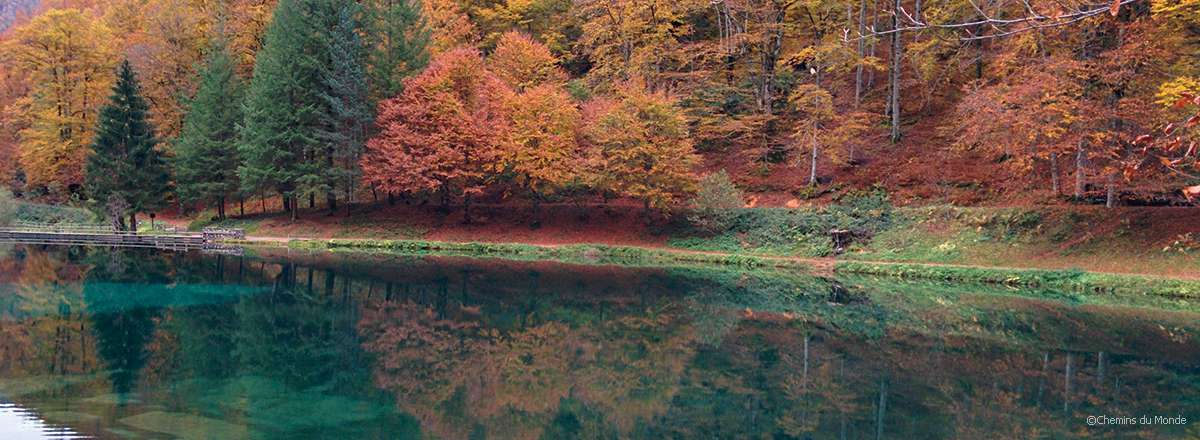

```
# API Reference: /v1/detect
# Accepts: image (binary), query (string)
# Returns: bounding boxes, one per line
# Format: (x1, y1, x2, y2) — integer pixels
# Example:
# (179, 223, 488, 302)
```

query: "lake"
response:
(0, 244, 1196, 439)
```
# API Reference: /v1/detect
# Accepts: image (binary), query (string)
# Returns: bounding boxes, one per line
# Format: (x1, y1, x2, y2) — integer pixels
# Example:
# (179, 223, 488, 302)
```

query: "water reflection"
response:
(0, 245, 1194, 439)
(0, 403, 90, 439)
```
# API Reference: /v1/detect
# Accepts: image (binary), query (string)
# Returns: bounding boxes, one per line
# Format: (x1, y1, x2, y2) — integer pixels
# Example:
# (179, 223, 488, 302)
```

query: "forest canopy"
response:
(0, 0, 1196, 219)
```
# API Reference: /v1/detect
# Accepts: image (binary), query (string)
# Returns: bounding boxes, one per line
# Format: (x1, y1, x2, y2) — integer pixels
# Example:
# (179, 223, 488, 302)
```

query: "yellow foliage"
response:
(3, 9, 117, 193)
(502, 84, 580, 196)
(488, 31, 567, 92)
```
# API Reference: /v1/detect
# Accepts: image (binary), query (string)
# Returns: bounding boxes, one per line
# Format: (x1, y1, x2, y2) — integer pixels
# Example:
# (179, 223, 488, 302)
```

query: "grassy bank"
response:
(284, 238, 813, 271)
(834, 261, 1200, 299)
(252, 236, 1200, 301)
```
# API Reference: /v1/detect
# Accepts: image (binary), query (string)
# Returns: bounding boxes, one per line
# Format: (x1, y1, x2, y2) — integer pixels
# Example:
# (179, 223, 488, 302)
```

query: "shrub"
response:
(687, 170, 744, 234)
(13, 201, 96, 224)
(0, 188, 14, 226)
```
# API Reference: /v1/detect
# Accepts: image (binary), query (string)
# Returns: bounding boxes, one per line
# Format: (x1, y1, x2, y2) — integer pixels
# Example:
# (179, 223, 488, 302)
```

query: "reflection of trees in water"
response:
(350, 265, 1200, 439)
(231, 263, 373, 392)
(356, 266, 704, 439)
(0, 246, 94, 376)
(0, 247, 1196, 439)
(83, 248, 168, 398)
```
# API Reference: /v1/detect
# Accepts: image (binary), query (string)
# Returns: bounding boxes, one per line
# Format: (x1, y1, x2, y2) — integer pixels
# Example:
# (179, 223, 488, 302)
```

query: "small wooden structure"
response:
(830, 228, 852, 254)
(0, 223, 246, 252)
(202, 227, 246, 241)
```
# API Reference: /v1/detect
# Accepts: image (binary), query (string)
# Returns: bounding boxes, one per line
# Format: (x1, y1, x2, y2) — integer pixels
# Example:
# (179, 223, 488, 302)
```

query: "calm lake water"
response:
(0, 244, 1196, 439)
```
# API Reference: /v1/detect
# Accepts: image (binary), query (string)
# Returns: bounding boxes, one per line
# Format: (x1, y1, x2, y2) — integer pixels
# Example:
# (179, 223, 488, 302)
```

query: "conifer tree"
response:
(86, 60, 171, 231)
(364, 0, 430, 103)
(175, 41, 243, 220)
(238, 0, 325, 220)
(316, 2, 373, 215)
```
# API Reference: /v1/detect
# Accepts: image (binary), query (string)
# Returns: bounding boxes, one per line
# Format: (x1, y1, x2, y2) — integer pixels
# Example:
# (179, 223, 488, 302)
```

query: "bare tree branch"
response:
(844, 0, 1140, 42)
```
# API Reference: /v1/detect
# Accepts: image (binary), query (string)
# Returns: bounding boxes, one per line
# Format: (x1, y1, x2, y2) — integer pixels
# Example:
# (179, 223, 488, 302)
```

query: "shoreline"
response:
(230, 236, 1200, 300)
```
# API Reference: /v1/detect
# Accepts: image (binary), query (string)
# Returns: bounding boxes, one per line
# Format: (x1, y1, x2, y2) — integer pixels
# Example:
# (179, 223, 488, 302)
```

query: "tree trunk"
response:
(809, 129, 819, 186)
(128, 212, 138, 233)
(388, 191, 396, 206)
(260, 191, 267, 213)
(308, 193, 315, 209)
(867, 0, 879, 88)
(1050, 153, 1060, 196)
(282, 194, 291, 213)
(439, 184, 450, 212)
(1063, 353, 1073, 414)
(530, 188, 543, 228)
(854, 0, 866, 105)
(889, 0, 902, 143)
(290, 196, 298, 221)
(218, 196, 227, 220)
(1074, 143, 1086, 199)
(875, 379, 887, 440)
(1105, 175, 1116, 208)
(239, 196, 245, 217)
(327, 192, 337, 215)
(462, 192, 473, 224)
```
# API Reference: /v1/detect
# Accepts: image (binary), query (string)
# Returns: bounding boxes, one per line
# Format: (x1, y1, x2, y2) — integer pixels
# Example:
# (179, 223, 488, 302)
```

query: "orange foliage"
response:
(488, 31, 566, 92)
(2, 8, 117, 194)
(501, 84, 580, 199)
(361, 48, 510, 202)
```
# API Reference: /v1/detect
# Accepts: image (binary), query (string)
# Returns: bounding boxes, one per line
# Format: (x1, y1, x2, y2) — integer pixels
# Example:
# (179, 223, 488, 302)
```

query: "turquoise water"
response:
(0, 244, 1196, 439)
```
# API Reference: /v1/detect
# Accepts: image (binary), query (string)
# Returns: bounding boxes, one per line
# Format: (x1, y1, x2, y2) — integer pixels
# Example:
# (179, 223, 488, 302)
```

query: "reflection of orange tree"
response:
(358, 299, 700, 438)
(0, 250, 94, 375)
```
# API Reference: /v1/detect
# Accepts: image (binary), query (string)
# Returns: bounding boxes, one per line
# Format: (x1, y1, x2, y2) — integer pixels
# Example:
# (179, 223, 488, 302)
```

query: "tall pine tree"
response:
(86, 60, 171, 231)
(364, 0, 430, 103)
(238, 0, 325, 220)
(240, 0, 380, 219)
(316, 1, 372, 215)
(175, 41, 243, 220)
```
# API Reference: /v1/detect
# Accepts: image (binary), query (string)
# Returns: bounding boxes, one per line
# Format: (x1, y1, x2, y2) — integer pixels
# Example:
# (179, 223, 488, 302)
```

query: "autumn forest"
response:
(1, 0, 1199, 230)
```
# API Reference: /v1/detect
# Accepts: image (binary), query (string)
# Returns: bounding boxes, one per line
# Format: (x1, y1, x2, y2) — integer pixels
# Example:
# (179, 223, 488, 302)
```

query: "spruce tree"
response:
(238, 0, 324, 220)
(175, 41, 243, 220)
(86, 60, 171, 231)
(316, 1, 372, 215)
(364, 0, 429, 103)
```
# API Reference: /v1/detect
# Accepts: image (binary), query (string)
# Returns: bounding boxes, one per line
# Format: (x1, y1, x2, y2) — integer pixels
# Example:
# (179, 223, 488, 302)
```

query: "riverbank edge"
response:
(833, 261, 1200, 299)
(275, 238, 812, 270)
(225, 237, 1200, 299)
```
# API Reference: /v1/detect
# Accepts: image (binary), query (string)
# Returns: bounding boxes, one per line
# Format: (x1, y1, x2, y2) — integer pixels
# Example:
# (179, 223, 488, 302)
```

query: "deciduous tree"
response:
(501, 84, 579, 223)
(3, 9, 117, 196)
(583, 85, 699, 214)
(362, 47, 509, 222)
(488, 31, 566, 92)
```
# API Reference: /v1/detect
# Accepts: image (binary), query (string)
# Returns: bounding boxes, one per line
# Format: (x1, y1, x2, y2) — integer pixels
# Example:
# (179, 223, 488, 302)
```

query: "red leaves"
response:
(1109, 0, 1121, 17)
(1186, 115, 1200, 129)
(1163, 123, 1176, 135)
(361, 48, 510, 196)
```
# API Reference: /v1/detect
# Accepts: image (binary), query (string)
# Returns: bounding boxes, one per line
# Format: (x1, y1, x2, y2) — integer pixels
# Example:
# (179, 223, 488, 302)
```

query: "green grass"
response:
(287, 238, 810, 271)
(187, 213, 264, 234)
(667, 190, 893, 256)
(834, 261, 1200, 299)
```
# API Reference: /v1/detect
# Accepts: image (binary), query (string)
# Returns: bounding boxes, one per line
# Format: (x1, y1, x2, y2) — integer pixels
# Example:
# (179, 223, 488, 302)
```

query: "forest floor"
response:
(165, 201, 1200, 280)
